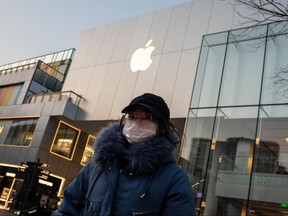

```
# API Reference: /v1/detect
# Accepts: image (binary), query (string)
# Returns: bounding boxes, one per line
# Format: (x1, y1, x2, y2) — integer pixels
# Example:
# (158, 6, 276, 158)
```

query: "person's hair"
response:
(159, 119, 180, 144)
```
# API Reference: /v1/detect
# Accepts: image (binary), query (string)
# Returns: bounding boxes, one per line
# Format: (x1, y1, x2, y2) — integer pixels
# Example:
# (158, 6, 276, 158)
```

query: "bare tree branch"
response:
(233, 0, 288, 25)
(232, 0, 288, 99)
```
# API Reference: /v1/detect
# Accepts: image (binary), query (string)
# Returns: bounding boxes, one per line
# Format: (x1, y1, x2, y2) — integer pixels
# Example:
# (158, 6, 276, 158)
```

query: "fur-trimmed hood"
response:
(91, 123, 180, 175)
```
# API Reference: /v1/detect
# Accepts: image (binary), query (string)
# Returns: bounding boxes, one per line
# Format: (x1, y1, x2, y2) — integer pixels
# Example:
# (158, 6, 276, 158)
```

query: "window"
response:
(81, 135, 96, 166)
(4, 118, 38, 146)
(50, 121, 80, 160)
(0, 84, 23, 106)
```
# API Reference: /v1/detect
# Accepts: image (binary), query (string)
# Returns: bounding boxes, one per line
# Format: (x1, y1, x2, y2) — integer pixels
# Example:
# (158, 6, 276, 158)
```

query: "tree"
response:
(233, 0, 288, 24)
(233, 0, 288, 99)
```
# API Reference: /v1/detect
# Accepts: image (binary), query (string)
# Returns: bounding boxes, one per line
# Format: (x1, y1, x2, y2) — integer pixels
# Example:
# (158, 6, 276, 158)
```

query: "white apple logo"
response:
(130, 39, 155, 72)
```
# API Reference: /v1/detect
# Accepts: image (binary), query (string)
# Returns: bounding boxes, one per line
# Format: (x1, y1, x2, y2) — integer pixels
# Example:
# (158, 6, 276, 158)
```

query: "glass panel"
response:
(50, 122, 80, 160)
(81, 135, 96, 166)
(228, 25, 267, 43)
(205, 107, 258, 215)
(57, 65, 66, 74)
(219, 30, 266, 106)
(267, 21, 288, 37)
(249, 105, 288, 215)
(55, 51, 64, 62)
(44, 76, 57, 90)
(182, 107, 258, 215)
(190, 32, 228, 108)
(180, 108, 216, 214)
(4, 119, 38, 146)
(261, 25, 288, 104)
(54, 81, 62, 92)
(33, 69, 46, 85)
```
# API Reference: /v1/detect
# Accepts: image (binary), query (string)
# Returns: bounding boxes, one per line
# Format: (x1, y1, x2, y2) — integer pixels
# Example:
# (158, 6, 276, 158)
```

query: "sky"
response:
(0, 0, 193, 66)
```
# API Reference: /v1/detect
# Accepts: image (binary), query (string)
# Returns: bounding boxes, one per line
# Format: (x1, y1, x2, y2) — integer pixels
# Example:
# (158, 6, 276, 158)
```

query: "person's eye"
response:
(144, 114, 153, 121)
(127, 114, 136, 120)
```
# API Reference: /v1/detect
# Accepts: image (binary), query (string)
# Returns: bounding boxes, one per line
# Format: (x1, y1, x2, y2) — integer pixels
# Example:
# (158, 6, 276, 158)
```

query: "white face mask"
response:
(123, 119, 157, 144)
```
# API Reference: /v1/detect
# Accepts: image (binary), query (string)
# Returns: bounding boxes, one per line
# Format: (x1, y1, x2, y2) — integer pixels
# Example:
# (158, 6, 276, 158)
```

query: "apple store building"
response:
(1, 0, 288, 215)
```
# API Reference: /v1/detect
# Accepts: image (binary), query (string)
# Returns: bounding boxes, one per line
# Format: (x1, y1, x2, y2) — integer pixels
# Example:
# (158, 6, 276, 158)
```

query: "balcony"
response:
(0, 91, 83, 121)
(26, 91, 82, 106)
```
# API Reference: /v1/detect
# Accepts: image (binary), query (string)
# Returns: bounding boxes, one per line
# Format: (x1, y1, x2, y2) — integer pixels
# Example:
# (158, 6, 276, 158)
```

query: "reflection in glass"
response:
(249, 105, 288, 214)
(186, 107, 258, 215)
(180, 108, 216, 214)
(262, 30, 288, 104)
(81, 135, 96, 166)
(50, 121, 80, 160)
(4, 118, 38, 146)
(219, 37, 264, 106)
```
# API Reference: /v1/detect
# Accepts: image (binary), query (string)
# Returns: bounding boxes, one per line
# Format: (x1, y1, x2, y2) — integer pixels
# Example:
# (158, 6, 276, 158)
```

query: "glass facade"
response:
(181, 21, 288, 216)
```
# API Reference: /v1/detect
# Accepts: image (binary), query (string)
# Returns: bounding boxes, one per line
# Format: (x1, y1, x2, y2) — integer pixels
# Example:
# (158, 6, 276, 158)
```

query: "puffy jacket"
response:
(52, 123, 195, 216)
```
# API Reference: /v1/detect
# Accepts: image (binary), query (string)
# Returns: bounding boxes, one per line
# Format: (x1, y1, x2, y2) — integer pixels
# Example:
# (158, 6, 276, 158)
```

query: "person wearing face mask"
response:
(52, 93, 196, 216)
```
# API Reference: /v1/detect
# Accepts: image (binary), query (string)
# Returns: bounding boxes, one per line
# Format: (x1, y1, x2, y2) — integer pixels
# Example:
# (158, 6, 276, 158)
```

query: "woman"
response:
(52, 93, 195, 216)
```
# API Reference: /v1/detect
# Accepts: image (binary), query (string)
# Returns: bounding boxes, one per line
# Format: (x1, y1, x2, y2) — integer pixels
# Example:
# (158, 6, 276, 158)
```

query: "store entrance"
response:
(0, 176, 23, 210)
(0, 163, 63, 215)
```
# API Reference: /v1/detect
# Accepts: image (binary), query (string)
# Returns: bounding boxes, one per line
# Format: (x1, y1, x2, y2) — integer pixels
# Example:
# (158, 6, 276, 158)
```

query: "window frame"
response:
(50, 121, 81, 160)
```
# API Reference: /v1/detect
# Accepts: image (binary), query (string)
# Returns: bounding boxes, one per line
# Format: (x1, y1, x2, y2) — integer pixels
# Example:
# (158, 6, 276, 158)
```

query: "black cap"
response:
(121, 93, 170, 120)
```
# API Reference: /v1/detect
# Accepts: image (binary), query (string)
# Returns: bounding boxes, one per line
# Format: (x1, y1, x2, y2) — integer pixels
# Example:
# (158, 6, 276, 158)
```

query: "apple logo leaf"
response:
(145, 39, 153, 47)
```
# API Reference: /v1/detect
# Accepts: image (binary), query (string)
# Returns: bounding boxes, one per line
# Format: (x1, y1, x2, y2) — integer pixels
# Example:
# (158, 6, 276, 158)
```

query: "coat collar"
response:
(91, 123, 180, 175)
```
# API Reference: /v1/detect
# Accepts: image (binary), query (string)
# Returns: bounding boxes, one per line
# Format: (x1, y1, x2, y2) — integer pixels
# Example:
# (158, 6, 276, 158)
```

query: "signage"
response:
(38, 179, 53, 187)
(39, 174, 49, 180)
(40, 163, 50, 168)
(0, 126, 4, 133)
(6, 172, 16, 177)
(130, 39, 155, 72)
(40, 170, 50, 175)
(281, 203, 288, 208)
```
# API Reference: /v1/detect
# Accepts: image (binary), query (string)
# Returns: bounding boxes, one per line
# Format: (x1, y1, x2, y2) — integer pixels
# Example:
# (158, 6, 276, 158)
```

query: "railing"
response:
(0, 48, 75, 75)
(217, 170, 288, 188)
(0, 62, 37, 75)
(26, 91, 83, 106)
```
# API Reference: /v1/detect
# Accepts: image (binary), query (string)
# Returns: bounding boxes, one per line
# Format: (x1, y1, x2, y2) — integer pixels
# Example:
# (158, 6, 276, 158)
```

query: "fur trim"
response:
(91, 123, 179, 175)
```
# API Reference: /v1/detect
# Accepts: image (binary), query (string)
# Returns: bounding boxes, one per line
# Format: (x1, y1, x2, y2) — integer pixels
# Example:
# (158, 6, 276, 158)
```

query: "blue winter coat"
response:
(52, 123, 195, 216)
